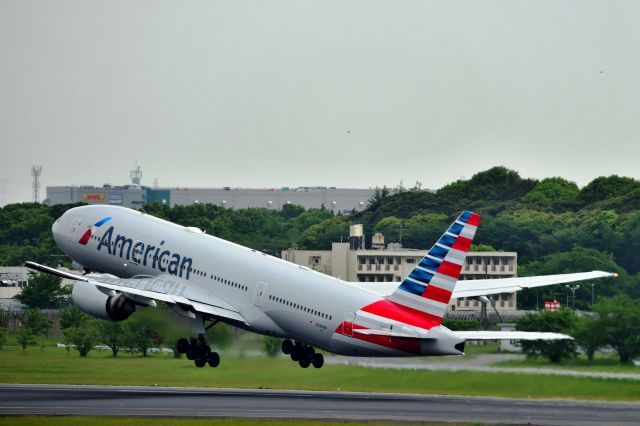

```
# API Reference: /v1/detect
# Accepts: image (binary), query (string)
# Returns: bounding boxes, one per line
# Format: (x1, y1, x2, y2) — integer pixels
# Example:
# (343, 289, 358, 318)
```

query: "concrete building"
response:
(282, 243, 518, 312)
(45, 185, 375, 213)
(0, 266, 29, 299)
(46, 185, 149, 209)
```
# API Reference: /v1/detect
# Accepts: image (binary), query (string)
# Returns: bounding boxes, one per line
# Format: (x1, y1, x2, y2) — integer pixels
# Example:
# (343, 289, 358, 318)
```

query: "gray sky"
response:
(1, 0, 639, 205)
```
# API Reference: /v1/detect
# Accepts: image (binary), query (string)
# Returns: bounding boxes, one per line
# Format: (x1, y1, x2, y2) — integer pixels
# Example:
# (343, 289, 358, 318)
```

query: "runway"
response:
(0, 384, 638, 425)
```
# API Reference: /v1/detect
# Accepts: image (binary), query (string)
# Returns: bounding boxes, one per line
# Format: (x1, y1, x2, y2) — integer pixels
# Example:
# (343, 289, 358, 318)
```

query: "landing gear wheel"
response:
(303, 345, 315, 357)
(299, 357, 310, 368)
(311, 353, 324, 369)
(207, 352, 220, 368)
(290, 351, 300, 362)
(177, 338, 189, 354)
(185, 349, 195, 360)
(197, 344, 211, 358)
(282, 339, 293, 355)
(194, 357, 207, 368)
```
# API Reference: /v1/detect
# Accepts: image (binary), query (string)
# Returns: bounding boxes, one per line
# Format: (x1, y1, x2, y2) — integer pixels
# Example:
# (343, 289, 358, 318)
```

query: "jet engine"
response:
(72, 280, 136, 321)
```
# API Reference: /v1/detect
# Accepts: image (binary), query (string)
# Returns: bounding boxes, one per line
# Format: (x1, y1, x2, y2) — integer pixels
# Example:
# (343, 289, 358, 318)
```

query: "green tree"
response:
(593, 296, 640, 364)
(264, 336, 281, 357)
(123, 320, 159, 357)
(60, 306, 88, 329)
(516, 309, 577, 363)
(63, 324, 97, 357)
(15, 328, 36, 350)
(572, 315, 606, 363)
(402, 213, 449, 248)
(0, 328, 6, 349)
(22, 307, 52, 338)
(207, 324, 233, 350)
(0, 305, 7, 328)
(615, 212, 640, 274)
(580, 175, 640, 204)
(522, 177, 579, 208)
(517, 247, 624, 309)
(297, 216, 349, 250)
(15, 273, 70, 308)
(368, 186, 390, 209)
(373, 216, 403, 243)
(0, 306, 8, 349)
(95, 321, 125, 357)
(59, 306, 98, 357)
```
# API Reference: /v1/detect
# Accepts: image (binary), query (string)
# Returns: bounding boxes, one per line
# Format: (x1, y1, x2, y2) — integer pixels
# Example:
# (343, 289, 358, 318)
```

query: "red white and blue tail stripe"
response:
(387, 211, 481, 322)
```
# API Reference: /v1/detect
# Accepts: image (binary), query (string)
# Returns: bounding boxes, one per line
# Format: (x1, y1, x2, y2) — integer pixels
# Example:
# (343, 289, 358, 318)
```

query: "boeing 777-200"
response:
(26, 205, 616, 369)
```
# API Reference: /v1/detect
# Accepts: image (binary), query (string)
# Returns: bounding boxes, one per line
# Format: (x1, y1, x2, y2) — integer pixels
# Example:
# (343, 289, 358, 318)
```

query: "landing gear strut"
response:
(281, 339, 324, 369)
(177, 336, 220, 368)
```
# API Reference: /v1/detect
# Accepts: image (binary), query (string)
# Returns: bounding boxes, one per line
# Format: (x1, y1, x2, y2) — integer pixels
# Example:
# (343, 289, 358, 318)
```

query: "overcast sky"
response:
(1, 1, 639, 205)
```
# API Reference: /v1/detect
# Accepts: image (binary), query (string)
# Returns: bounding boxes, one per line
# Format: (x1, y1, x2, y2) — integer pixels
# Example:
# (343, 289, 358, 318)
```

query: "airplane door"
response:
(343, 312, 356, 337)
(253, 282, 267, 307)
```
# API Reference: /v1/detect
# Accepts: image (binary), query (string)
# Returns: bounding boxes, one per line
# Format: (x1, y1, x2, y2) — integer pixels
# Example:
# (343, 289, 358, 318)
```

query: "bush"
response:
(442, 318, 481, 331)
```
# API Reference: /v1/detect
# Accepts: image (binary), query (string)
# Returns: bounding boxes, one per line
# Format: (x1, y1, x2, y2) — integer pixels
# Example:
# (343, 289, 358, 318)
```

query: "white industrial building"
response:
(45, 185, 375, 213)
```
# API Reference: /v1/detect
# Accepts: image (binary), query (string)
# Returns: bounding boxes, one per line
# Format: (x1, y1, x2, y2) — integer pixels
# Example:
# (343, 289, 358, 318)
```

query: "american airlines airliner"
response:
(27, 205, 615, 369)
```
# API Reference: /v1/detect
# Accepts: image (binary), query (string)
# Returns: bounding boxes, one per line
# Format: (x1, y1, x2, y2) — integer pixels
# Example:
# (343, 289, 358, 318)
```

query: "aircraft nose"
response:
(52, 215, 65, 243)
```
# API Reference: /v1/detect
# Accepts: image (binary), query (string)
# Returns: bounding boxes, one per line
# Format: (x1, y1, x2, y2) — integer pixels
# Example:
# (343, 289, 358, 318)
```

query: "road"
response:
(0, 384, 638, 425)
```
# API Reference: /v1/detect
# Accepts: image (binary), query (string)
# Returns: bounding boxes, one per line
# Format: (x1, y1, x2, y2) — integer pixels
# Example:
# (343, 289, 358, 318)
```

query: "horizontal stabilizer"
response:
(453, 331, 573, 341)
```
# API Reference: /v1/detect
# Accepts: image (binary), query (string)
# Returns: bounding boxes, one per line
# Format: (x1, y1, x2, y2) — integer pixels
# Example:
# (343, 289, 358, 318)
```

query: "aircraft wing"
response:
(25, 261, 248, 325)
(453, 331, 572, 340)
(450, 271, 617, 299)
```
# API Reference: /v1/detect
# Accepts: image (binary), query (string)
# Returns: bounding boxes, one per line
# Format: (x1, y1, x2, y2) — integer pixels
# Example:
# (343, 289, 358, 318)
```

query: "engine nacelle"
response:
(72, 281, 136, 321)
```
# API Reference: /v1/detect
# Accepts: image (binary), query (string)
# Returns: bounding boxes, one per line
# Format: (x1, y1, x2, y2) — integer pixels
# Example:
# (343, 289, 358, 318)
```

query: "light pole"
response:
(565, 284, 580, 309)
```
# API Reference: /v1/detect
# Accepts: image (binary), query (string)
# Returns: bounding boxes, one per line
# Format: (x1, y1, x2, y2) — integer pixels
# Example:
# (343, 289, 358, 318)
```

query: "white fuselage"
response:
(53, 205, 462, 357)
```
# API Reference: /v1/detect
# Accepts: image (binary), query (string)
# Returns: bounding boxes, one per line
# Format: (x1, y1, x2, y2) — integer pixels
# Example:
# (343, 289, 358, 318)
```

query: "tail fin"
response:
(388, 211, 481, 322)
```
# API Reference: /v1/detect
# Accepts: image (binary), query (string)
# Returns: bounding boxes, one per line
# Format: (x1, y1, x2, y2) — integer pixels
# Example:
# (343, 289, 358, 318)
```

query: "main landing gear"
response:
(281, 339, 324, 369)
(176, 336, 220, 368)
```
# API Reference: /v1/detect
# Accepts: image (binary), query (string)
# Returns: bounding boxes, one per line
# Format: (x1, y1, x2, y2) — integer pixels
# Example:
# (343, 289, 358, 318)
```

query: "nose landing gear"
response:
(281, 339, 324, 369)
(177, 336, 220, 368)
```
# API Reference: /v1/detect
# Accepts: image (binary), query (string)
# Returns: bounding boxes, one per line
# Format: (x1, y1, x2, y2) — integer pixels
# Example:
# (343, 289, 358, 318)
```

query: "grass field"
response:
(1, 346, 639, 401)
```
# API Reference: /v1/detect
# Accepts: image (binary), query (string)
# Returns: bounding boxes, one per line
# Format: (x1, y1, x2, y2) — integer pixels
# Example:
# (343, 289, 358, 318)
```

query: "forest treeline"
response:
(1, 166, 639, 309)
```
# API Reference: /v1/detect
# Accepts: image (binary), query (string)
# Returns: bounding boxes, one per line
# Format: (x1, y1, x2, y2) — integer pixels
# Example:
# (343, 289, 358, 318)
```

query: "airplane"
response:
(26, 205, 616, 369)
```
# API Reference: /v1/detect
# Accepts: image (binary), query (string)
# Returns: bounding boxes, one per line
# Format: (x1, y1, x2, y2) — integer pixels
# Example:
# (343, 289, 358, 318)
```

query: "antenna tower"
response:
(31, 165, 42, 203)
(130, 162, 143, 186)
